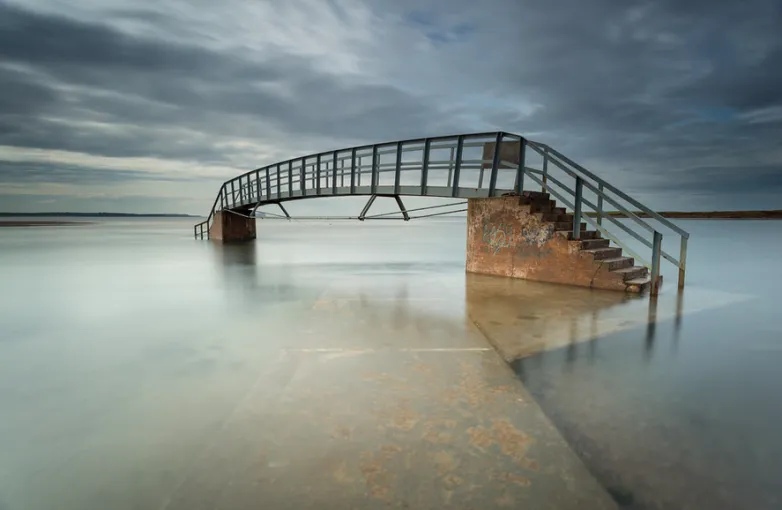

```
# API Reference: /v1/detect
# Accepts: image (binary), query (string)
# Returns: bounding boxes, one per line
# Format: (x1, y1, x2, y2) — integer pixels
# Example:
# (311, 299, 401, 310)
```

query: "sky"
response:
(0, 0, 780, 215)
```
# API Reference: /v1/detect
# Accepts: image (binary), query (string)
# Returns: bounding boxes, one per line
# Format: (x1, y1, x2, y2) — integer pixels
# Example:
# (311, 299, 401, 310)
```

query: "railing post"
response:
(515, 138, 526, 195)
(421, 138, 431, 195)
(316, 154, 322, 195)
(447, 147, 454, 187)
(288, 161, 293, 197)
(371, 144, 379, 194)
(489, 132, 502, 197)
(597, 183, 604, 226)
(332, 152, 338, 195)
(256, 171, 262, 202)
(357, 156, 362, 186)
(451, 135, 464, 198)
(350, 149, 357, 193)
(276, 164, 281, 199)
(678, 236, 688, 289)
(542, 147, 549, 192)
(300, 159, 306, 196)
(394, 141, 402, 195)
(572, 176, 583, 240)
(220, 187, 225, 210)
(651, 231, 663, 296)
(265, 168, 271, 200)
(230, 180, 236, 208)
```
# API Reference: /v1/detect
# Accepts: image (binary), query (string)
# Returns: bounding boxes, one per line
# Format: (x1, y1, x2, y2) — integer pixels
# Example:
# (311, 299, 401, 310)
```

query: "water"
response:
(0, 217, 779, 509)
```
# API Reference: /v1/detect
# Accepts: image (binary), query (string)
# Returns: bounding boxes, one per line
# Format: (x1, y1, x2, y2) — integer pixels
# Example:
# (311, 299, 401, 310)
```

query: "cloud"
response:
(0, 0, 780, 213)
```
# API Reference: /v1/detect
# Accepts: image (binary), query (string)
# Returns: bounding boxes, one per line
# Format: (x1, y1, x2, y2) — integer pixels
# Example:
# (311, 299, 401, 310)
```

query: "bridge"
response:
(195, 131, 689, 295)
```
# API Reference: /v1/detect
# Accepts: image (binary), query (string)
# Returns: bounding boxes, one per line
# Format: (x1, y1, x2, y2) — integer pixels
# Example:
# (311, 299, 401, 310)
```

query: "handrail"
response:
(522, 140, 689, 292)
(528, 141, 689, 239)
(195, 131, 689, 293)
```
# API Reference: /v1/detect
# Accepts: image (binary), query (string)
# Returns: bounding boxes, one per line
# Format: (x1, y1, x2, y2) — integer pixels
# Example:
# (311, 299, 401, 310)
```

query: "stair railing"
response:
(514, 140, 689, 293)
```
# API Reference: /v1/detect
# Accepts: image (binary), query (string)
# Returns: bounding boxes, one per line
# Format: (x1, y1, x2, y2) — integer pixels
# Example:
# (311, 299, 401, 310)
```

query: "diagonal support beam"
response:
(394, 195, 410, 221)
(277, 202, 291, 220)
(358, 195, 377, 221)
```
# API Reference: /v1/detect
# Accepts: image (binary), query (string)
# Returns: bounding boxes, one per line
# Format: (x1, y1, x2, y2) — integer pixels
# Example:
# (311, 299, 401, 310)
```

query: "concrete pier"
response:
(209, 210, 256, 242)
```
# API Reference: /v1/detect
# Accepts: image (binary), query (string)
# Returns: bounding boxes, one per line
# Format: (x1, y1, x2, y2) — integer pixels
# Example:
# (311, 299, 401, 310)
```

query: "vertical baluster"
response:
(573, 177, 583, 240)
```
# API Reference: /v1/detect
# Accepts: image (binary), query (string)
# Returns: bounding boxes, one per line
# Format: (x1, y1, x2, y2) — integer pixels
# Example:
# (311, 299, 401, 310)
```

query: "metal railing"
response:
(519, 141, 689, 292)
(194, 131, 689, 293)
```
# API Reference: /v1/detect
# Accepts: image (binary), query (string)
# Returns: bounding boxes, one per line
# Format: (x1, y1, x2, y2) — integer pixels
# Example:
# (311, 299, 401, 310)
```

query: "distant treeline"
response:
(586, 210, 782, 220)
(0, 212, 198, 218)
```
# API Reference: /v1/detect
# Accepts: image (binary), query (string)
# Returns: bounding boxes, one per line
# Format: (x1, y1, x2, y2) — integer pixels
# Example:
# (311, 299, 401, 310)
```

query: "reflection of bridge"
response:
(195, 131, 689, 295)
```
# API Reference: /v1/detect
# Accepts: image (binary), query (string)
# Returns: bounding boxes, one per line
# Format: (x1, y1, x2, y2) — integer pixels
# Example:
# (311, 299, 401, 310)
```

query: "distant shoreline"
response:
(0, 212, 198, 218)
(0, 220, 94, 227)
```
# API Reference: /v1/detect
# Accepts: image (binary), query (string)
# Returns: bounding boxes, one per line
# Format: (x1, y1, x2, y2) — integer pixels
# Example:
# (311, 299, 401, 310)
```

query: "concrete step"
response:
(581, 238, 610, 250)
(585, 247, 623, 260)
(611, 265, 649, 281)
(530, 200, 557, 213)
(554, 221, 586, 231)
(522, 191, 550, 201)
(602, 256, 634, 270)
(625, 276, 654, 293)
(535, 212, 570, 223)
(556, 230, 601, 240)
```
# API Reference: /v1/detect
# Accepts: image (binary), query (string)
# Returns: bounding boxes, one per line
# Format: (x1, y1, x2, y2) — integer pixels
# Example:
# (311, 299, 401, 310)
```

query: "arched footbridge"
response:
(195, 131, 689, 295)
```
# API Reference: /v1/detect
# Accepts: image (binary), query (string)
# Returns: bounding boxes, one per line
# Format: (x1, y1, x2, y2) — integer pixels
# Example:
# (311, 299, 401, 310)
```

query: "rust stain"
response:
(466, 426, 495, 448)
(423, 429, 453, 444)
(492, 471, 531, 487)
(360, 445, 402, 501)
(489, 385, 514, 395)
(442, 474, 464, 489)
(380, 444, 402, 456)
(492, 420, 531, 458)
(431, 450, 460, 478)
(391, 402, 419, 431)
(519, 458, 540, 471)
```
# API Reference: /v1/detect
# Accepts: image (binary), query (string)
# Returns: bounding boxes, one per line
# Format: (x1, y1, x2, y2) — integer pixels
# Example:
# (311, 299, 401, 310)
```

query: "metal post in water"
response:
(678, 236, 688, 289)
(651, 231, 663, 296)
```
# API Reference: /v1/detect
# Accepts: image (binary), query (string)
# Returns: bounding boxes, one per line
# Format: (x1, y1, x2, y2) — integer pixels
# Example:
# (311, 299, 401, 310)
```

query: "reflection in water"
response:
(465, 272, 692, 366)
(514, 286, 782, 510)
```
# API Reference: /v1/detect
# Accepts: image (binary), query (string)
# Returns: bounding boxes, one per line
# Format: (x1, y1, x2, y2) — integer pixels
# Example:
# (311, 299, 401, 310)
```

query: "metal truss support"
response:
(358, 195, 377, 221)
(393, 195, 410, 221)
(277, 202, 291, 219)
(251, 201, 291, 220)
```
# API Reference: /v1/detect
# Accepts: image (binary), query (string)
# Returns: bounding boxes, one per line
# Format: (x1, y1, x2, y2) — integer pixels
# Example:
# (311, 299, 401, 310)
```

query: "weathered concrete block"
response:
(209, 211, 256, 242)
(466, 196, 631, 291)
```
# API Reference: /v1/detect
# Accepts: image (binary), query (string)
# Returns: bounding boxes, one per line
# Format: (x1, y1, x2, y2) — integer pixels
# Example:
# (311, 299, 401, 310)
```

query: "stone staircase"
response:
(466, 191, 658, 293)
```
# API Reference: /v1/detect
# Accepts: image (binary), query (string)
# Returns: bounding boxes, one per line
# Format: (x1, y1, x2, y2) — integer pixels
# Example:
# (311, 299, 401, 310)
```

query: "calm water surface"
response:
(0, 217, 779, 509)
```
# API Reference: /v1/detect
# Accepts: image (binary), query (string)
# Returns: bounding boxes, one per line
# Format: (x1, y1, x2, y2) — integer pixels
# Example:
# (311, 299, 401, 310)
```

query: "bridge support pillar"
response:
(466, 195, 644, 292)
(209, 210, 256, 242)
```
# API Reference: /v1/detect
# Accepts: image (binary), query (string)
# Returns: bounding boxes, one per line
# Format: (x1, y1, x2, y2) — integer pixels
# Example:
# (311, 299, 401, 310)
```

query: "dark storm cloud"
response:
(0, 0, 780, 210)
(0, 160, 202, 185)
(0, 1, 454, 166)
